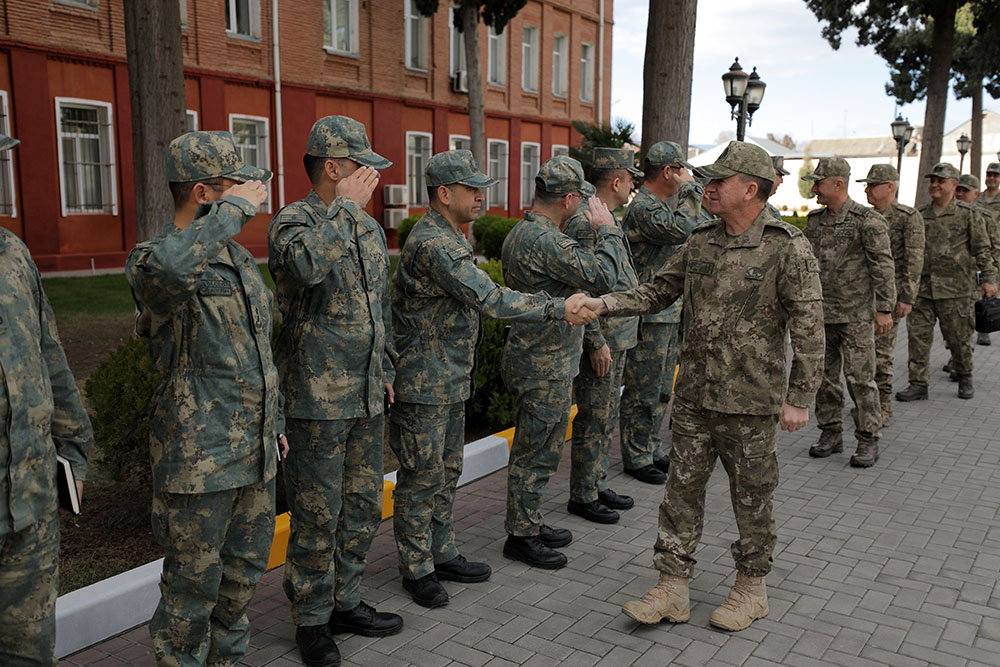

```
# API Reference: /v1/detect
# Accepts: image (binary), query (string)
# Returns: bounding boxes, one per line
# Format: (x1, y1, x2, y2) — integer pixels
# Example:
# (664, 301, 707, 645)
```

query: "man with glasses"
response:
(858, 164, 924, 421)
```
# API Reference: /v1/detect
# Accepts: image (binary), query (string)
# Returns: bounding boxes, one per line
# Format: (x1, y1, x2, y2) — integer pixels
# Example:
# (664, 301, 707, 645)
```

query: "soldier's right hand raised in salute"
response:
(337, 165, 380, 207)
(225, 180, 269, 210)
(583, 195, 615, 230)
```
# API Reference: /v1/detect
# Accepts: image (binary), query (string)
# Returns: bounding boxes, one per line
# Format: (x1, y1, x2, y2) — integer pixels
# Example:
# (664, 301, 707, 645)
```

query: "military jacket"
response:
(128, 197, 283, 494)
(980, 191, 1000, 214)
(621, 183, 703, 323)
(803, 197, 896, 323)
(765, 203, 782, 222)
(878, 201, 925, 305)
(501, 210, 627, 380)
(562, 201, 639, 352)
(392, 208, 566, 405)
(269, 191, 395, 420)
(917, 198, 998, 300)
(973, 204, 1000, 276)
(603, 209, 825, 415)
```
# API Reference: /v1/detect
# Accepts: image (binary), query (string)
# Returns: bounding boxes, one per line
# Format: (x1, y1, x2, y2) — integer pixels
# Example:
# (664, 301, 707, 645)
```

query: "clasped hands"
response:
(563, 294, 609, 326)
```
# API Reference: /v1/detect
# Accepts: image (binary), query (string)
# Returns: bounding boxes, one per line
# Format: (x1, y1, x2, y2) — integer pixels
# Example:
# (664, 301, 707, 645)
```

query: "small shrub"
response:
(396, 214, 422, 249)
(479, 217, 519, 261)
(464, 259, 513, 436)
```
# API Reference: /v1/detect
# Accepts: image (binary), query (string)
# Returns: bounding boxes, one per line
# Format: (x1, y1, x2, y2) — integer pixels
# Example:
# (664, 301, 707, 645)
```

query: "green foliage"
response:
(84, 337, 159, 484)
(569, 118, 637, 176)
(798, 157, 816, 200)
(396, 214, 422, 250)
(413, 0, 527, 33)
(464, 259, 512, 435)
(478, 217, 519, 261)
(783, 215, 808, 230)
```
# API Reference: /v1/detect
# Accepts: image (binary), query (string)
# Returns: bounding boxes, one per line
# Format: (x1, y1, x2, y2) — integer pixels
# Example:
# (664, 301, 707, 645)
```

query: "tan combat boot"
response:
(709, 573, 768, 631)
(621, 573, 690, 624)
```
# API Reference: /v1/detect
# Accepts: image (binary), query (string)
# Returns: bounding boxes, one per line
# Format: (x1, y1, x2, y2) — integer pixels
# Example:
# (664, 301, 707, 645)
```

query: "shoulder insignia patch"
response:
(557, 237, 577, 249)
(745, 266, 765, 281)
(805, 258, 820, 273)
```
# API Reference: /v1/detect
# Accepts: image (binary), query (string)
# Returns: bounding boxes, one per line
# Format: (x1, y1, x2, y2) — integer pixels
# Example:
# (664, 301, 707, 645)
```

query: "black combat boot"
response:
(296, 624, 341, 667)
(328, 601, 403, 637)
(895, 384, 928, 401)
(567, 499, 619, 524)
(503, 535, 567, 569)
(624, 464, 667, 484)
(434, 554, 492, 583)
(958, 374, 974, 399)
(653, 455, 671, 474)
(808, 430, 843, 458)
(849, 440, 879, 468)
(538, 524, 572, 548)
(598, 488, 634, 510)
(401, 573, 449, 608)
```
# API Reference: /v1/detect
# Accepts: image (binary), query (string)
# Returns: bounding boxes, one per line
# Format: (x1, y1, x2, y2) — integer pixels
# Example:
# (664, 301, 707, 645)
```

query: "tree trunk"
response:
(641, 0, 697, 156)
(971, 80, 983, 180)
(913, 4, 956, 208)
(124, 0, 186, 242)
(461, 5, 486, 173)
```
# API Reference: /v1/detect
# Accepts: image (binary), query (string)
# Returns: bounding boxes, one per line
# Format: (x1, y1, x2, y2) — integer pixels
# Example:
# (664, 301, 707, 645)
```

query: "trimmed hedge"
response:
(465, 259, 512, 435)
(478, 217, 519, 261)
(396, 214, 422, 249)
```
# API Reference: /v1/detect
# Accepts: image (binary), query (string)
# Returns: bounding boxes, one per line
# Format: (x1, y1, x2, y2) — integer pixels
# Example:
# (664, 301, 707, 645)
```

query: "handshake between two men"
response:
(563, 294, 607, 327)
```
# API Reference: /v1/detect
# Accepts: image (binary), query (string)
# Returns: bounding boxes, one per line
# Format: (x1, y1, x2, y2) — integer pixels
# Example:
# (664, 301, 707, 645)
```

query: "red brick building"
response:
(0, 0, 613, 270)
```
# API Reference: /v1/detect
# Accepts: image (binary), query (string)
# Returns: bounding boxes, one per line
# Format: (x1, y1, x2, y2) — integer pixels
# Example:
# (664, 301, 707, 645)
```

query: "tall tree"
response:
(641, 0, 697, 156)
(124, 1, 186, 241)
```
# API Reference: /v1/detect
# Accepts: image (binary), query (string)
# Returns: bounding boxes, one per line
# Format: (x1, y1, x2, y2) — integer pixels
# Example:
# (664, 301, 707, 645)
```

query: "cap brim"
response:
(678, 159, 694, 169)
(776, 167, 791, 176)
(582, 180, 596, 197)
(693, 163, 739, 180)
(801, 173, 824, 181)
(229, 164, 273, 184)
(458, 172, 498, 189)
(352, 150, 392, 169)
(856, 177, 881, 183)
(0, 136, 20, 152)
(626, 165, 643, 178)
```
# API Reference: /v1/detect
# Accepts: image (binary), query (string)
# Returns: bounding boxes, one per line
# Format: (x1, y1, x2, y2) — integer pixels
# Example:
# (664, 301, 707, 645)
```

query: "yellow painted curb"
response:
(267, 512, 290, 570)
(382, 478, 396, 520)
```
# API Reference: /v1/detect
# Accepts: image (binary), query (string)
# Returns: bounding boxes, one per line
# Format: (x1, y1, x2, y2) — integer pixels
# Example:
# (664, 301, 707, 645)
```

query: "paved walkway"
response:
(64, 329, 1000, 666)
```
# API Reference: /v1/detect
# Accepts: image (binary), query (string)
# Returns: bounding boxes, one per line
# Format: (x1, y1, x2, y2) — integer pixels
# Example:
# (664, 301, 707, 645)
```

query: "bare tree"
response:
(641, 0, 698, 156)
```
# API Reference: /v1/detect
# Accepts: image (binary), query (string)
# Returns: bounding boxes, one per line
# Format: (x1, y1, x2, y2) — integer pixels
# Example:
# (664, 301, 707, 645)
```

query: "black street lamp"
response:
(890, 115, 914, 176)
(957, 133, 971, 173)
(722, 58, 766, 142)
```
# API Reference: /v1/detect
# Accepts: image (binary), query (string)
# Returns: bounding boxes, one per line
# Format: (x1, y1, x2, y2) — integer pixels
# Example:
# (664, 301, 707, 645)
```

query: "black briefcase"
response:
(975, 298, 1000, 333)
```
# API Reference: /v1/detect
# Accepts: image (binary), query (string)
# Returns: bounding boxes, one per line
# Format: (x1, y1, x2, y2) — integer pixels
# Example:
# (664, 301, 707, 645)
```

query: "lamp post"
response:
(722, 58, 766, 142)
(890, 115, 914, 176)
(957, 133, 971, 173)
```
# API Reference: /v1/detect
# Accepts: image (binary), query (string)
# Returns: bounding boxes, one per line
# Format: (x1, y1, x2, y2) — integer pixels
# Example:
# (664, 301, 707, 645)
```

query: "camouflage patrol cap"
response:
(425, 149, 497, 188)
(306, 115, 391, 169)
(644, 141, 692, 169)
(166, 131, 272, 183)
(801, 156, 850, 181)
(925, 162, 960, 180)
(592, 147, 643, 177)
(0, 133, 19, 153)
(693, 141, 773, 182)
(957, 174, 981, 191)
(856, 163, 899, 184)
(771, 155, 790, 176)
(535, 155, 596, 197)
(986, 162, 1000, 175)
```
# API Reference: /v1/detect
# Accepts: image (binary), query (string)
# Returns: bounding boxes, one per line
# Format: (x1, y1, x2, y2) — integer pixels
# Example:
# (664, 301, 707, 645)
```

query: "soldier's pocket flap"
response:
(742, 437, 777, 459)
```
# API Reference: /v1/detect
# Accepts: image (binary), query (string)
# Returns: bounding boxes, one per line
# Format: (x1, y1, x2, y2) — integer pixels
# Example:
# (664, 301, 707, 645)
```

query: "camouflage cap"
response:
(771, 155, 790, 176)
(645, 141, 692, 169)
(957, 174, 981, 191)
(986, 162, 1000, 175)
(306, 115, 391, 169)
(166, 131, 272, 183)
(693, 141, 774, 182)
(856, 163, 899, 184)
(425, 149, 497, 188)
(535, 155, 596, 197)
(592, 147, 643, 177)
(924, 162, 960, 180)
(0, 133, 19, 153)
(801, 156, 851, 181)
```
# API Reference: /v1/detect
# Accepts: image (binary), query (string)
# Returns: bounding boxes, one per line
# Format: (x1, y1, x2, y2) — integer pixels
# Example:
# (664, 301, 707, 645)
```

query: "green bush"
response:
(464, 258, 513, 437)
(782, 214, 807, 230)
(479, 217, 519, 261)
(84, 336, 159, 484)
(396, 214, 422, 249)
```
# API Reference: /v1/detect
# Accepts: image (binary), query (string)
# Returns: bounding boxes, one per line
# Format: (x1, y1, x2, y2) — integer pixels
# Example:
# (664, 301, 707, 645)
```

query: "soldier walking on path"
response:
(562, 147, 642, 525)
(897, 163, 998, 402)
(568, 141, 824, 632)
(268, 116, 402, 667)
(0, 133, 94, 667)
(859, 164, 925, 423)
(618, 141, 704, 485)
(802, 157, 895, 468)
(955, 174, 1000, 347)
(501, 156, 627, 569)
(127, 131, 285, 667)
(390, 150, 593, 608)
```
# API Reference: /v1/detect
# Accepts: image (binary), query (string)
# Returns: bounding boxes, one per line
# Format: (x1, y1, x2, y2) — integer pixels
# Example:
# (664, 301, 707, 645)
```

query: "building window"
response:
(179, 0, 187, 28)
(552, 33, 568, 98)
(0, 92, 15, 217)
(449, 135, 470, 151)
(186, 110, 198, 132)
(580, 42, 594, 103)
(225, 0, 261, 40)
(406, 132, 432, 206)
(487, 140, 508, 209)
(488, 26, 506, 86)
(324, 0, 358, 55)
(520, 142, 540, 208)
(55, 98, 117, 216)
(449, 7, 466, 76)
(551, 144, 569, 158)
(229, 115, 271, 213)
(405, 0, 428, 71)
(53, 0, 99, 8)
(522, 25, 538, 92)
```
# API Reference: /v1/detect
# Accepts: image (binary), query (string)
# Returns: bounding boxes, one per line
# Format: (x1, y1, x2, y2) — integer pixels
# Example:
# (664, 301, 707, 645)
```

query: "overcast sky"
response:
(610, 0, 999, 148)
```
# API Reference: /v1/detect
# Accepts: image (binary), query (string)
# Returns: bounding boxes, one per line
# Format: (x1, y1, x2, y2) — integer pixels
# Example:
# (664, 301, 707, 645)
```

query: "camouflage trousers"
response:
(570, 348, 628, 503)
(389, 401, 464, 580)
(503, 373, 573, 536)
(150, 477, 275, 667)
(907, 296, 974, 385)
(0, 509, 59, 667)
(620, 322, 680, 469)
(815, 321, 881, 441)
(283, 416, 383, 625)
(874, 311, 902, 397)
(654, 398, 778, 579)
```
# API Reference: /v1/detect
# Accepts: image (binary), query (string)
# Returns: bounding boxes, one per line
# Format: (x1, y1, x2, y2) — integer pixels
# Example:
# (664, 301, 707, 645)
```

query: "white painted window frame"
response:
(0, 91, 16, 218)
(552, 32, 568, 98)
(324, 0, 359, 56)
(520, 141, 540, 208)
(225, 0, 261, 40)
(228, 113, 272, 214)
(521, 25, 538, 92)
(406, 131, 433, 206)
(487, 139, 508, 209)
(449, 7, 466, 76)
(449, 134, 471, 151)
(551, 144, 569, 159)
(185, 109, 199, 132)
(55, 96, 118, 217)
(404, 0, 428, 72)
(488, 25, 506, 87)
(580, 41, 594, 103)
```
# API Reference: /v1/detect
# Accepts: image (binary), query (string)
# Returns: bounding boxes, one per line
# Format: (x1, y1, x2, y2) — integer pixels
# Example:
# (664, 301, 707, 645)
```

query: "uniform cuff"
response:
(220, 195, 258, 217)
(785, 389, 813, 410)
(876, 300, 894, 313)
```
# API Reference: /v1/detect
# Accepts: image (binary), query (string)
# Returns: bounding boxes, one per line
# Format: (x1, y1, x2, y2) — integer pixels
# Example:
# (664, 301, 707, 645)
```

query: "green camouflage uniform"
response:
(603, 142, 824, 577)
(981, 163, 1000, 215)
(619, 141, 704, 470)
(128, 131, 282, 667)
(802, 159, 895, 444)
(391, 150, 567, 580)
(501, 156, 627, 536)
(0, 139, 93, 665)
(268, 116, 395, 625)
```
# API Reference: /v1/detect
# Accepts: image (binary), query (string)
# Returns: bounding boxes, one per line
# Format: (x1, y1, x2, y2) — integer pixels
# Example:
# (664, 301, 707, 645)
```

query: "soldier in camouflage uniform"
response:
(501, 156, 627, 569)
(390, 150, 591, 607)
(268, 116, 401, 667)
(562, 147, 642, 524)
(955, 174, 1000, 346)
(858, 164, 925, 421)
(127, 131, 284, 667)
(801, 157, 895, 468)
(981, 162, 1000, 212)
(569, 142, 824, 632)
(619, 141, 704, 485)
(765, 155, 790, 221)
(0, 134, 93, 667)
(897, 163, 998, 402)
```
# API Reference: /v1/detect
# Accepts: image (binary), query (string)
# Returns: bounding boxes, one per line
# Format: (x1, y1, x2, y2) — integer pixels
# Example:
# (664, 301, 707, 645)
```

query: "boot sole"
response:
(621, 605, 689, 625)
(502, 544, 567, 570)
(808, 444, 843, 458)
(849, 458, 877, 468)
(709, 604, 769, 632)
(895, 393, 927, 402)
